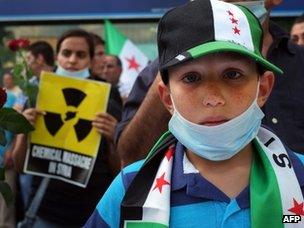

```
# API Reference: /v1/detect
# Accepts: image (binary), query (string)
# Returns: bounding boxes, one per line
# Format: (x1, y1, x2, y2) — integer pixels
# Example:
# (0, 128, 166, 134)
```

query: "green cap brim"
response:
(188, 41, 283, 74)
(163, 41, 283, 75)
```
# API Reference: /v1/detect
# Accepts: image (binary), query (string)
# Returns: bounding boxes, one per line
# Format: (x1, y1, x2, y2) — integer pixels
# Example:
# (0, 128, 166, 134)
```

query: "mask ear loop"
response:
(169, 93, 177, 112)
(254, 79, 261, 103)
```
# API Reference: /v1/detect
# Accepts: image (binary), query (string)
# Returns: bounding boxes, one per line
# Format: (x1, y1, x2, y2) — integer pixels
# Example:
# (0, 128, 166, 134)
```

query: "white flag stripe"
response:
(118, 40, 149, 98)
(257, 128, 304, 228)
(142, 154, 173, 225)
(211, 0, 254, 51)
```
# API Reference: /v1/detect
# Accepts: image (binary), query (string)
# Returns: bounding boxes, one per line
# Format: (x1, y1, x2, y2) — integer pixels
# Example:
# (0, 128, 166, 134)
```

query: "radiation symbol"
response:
(43, 88, 92, 142)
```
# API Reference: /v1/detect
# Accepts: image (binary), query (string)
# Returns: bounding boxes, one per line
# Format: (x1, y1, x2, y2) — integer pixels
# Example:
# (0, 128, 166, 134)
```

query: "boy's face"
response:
(57, 37, 91, 72)
(158, 52, 274, 125)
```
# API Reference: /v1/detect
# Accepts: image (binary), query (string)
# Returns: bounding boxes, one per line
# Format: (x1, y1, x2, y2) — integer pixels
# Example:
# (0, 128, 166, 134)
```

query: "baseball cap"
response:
(157, 0, 283, 83)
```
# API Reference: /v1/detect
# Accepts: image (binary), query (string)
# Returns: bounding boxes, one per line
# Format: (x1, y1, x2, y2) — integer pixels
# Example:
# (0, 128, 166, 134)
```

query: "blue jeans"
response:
(19, 174, 33, 209)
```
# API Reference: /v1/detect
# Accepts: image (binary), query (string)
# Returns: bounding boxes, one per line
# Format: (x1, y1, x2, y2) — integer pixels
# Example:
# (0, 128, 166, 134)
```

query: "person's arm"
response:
(12, 134, 28, 172)
(12, 108, 44, 172)
(117, 73, 171, 167)
(92, 112, 121, 174)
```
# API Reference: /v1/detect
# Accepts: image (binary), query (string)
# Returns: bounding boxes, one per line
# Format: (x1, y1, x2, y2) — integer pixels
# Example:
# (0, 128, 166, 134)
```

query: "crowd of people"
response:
(0, 0, 303, 227)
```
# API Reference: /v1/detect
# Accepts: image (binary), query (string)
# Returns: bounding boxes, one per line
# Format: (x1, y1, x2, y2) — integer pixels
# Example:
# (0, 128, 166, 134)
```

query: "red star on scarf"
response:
(288, 198, 304, 216)
(165, 147, 174, 161)
(230, 17, 238, 24)
(153, 172, 170, 193)
(233, 26, 241, 35)
(227, 10, 234, 17)
(125, 56, 140, 72)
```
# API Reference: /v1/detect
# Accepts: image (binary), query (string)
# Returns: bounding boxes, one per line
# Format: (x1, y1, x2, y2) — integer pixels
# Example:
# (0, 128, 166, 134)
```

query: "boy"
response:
(85, 0, 304, 227)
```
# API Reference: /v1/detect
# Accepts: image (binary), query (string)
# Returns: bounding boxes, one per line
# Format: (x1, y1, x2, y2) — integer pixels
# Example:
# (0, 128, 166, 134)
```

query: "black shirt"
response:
(262, 22, 304, 153)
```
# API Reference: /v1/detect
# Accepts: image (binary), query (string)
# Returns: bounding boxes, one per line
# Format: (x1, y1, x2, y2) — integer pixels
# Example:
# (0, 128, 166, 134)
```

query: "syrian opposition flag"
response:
(104, 20, 149, 98)
(120, 132, 176, 228)
(123, 145, 174, 228)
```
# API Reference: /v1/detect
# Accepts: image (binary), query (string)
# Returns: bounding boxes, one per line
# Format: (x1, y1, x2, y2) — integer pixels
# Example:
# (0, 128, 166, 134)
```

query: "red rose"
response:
(8, 39, 30, 51)
(8, 39, 20, 51)
(0, 88, 7, 108)
(18, 39, 30, 49)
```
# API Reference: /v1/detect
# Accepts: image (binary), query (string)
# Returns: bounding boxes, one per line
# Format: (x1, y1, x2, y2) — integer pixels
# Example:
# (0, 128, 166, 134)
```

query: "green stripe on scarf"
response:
(145, 131, 172, 162)
(251, 139, 283, 228)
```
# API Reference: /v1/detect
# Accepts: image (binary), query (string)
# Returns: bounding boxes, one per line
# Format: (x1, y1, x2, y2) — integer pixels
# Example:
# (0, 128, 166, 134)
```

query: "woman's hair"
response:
(56, 29, 95, 59)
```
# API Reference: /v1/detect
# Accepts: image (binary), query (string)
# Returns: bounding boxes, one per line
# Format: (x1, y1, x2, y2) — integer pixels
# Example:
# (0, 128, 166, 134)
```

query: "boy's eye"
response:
(182, 72, 201, 83)
(223, 70, 243, 80)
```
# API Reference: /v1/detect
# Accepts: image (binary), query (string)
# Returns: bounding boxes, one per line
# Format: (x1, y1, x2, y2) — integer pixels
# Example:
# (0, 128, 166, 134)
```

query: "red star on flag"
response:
(165, 147, 175, 161)
(288, 198, 304, 216)
(230, 17, 238, 24)
(153, 172, 170, 193)
(233, 26, 241, 35)
(227, 10, 234, 17)
(125, 56, 140, 72)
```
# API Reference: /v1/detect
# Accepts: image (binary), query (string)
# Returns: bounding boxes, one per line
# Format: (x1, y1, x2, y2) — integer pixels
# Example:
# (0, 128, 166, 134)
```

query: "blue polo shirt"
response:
(84, 142, 304, 228)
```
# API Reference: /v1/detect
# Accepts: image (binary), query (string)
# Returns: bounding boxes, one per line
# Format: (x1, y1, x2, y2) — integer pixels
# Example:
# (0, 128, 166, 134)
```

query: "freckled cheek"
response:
(229, 91, 254, 115)
(171, 89, 202, 120)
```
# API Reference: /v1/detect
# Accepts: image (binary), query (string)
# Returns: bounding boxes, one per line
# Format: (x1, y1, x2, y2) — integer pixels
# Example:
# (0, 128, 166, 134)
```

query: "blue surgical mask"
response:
(55, 65, 90, 79)
(233, 1, 268, 24)
(168, 85, 264, 161)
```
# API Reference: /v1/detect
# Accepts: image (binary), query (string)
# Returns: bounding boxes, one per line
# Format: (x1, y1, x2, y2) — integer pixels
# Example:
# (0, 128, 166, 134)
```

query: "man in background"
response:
(15, 41, 54, 111)
(102, 55, 122, 87)
(89, 33, 122, 105)
(15, 41, 55, 215)
(26, 41, 54, 85)
(90, 33, 106, 80)
(291, 14, 304, 46)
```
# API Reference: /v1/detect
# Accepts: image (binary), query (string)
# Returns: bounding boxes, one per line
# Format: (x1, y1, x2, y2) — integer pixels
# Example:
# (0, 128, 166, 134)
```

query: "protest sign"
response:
(24, 72, 111, 187)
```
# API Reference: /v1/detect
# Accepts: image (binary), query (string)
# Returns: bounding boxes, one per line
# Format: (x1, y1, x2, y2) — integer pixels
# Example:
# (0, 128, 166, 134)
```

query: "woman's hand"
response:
(92, 112, 118, 142)
(22, 108, 45, 126)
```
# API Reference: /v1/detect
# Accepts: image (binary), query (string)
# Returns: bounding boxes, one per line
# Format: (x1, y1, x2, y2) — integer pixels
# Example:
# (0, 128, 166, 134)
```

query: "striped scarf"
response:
(121, 127, 304, 228)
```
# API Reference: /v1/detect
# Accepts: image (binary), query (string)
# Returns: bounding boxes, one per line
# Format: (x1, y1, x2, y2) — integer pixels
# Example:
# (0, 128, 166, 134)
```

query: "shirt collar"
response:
(171, 142, 232, 204)
(171, 142, 187, 191)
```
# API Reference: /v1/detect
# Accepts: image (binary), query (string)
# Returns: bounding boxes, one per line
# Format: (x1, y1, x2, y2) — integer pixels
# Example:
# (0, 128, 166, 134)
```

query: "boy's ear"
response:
(257, 71, 275, 107)
(158, 81, 174, 115)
